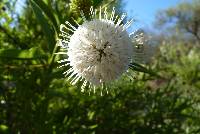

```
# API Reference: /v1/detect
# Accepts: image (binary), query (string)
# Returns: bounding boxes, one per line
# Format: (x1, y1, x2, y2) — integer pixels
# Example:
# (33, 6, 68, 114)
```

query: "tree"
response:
(155, 0, 200, 43)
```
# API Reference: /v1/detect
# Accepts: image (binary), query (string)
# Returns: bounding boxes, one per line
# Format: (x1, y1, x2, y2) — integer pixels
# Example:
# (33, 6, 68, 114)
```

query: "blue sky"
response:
(16, 0, 189, 31)
(123, 0, 188, 30)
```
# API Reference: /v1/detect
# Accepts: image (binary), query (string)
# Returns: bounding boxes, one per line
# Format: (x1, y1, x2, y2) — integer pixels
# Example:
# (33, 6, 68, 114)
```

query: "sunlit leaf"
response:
(129, 62, 158, 76)
(0, 47, 47, 60)
(30, 0, 55, 53)
(31, 0, 59, 31)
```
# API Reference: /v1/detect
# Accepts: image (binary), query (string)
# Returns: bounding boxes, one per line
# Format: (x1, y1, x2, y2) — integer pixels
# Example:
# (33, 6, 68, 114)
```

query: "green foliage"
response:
(0, 0, 200, 134)
(30, 0, 56, 53)
(70, 0, 93, 18)
(0, 47, 47, 59)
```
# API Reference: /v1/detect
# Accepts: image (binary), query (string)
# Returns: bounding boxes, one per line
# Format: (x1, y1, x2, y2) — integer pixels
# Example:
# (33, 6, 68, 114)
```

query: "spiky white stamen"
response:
(110, 7, 115, 21)
(99, 6, 102, 20)
(65, 21, 77, 31)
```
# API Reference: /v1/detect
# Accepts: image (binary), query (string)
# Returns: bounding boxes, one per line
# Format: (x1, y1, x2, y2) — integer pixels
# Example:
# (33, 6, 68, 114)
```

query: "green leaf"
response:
(31, 0, 58, 31)
(129, 62, 158, 76)
(89, 124, 98, 129)
(0, 124, 8, 132)
(93, 0, 104, 7)
(30, 0, 55, 53)
(0, 47, 47, 60)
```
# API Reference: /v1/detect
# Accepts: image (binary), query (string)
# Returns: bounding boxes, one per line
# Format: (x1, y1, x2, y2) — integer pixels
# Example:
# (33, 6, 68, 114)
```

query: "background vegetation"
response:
(0, 0, 200, 133)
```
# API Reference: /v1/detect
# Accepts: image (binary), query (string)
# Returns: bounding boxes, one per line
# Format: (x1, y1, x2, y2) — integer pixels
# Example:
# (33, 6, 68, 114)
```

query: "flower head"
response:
(57, 7, 136, 93)
(131, 29, 157, 64)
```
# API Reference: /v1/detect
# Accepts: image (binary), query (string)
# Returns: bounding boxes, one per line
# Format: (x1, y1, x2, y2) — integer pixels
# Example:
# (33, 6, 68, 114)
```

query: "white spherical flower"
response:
(68, 19, 132, 85)
(57, 7, 135, 93)
(131, 29, 157, 64)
